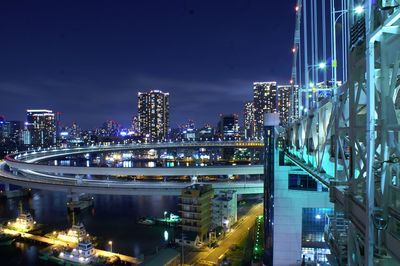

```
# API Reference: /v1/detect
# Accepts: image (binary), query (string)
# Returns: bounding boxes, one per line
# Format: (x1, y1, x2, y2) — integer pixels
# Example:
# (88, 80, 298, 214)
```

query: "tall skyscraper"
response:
(4, 121, 22, 143)
(253, 82, 277, 139)
(137, 90, 170, 142)
(217, 114, 239, 140)
(243, 101, 255, 139)
(277, 85, 299, 125)
(26, 109, 56, 147)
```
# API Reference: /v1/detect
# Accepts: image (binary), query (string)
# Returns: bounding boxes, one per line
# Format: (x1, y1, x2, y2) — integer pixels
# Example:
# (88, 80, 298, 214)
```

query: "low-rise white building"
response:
(212, 190, 237, 231)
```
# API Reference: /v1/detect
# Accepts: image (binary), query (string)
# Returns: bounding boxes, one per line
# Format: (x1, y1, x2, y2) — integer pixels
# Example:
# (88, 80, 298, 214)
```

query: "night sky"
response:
(0, 0, 295, 129)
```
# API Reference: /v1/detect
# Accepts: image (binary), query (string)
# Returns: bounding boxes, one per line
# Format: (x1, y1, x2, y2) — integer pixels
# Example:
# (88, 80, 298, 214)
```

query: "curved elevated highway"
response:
(0, 141, 264, 195)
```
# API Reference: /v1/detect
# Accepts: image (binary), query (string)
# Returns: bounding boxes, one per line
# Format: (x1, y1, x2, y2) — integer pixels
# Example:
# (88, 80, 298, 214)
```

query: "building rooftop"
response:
(213, 190, 236, 201)
(181, 184, 213, 197)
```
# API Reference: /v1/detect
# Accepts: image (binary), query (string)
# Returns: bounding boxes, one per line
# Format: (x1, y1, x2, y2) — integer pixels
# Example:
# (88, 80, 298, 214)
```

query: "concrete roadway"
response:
(187, 203, 263, 265)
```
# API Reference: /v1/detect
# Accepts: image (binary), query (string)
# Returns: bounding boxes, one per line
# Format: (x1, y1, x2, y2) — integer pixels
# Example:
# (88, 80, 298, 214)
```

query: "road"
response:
(187, 202, 263, 265)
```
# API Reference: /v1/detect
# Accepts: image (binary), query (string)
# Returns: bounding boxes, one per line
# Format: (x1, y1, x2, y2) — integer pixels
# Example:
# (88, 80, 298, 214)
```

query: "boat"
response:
(53, 222, 89, 244)
(156, 212, 181, 226)
(6, 203, 37, 232)
(138, 218, 155, 225)
(50, 212, 92, 244)
(58, 237, 95, 265)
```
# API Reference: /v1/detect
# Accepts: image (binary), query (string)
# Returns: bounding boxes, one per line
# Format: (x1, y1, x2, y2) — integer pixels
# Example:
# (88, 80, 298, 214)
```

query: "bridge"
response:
(0, 162, 263, 195)
(12, 140, 263, 162)
(281, 1, 400, 265)
(0, 141, 264, 195)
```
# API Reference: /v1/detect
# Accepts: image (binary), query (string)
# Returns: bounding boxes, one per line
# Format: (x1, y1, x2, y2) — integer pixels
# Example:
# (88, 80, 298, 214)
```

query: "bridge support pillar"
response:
(1, 183, 29, 199)
(66, 192, 94, 212)
(75, 175, 83, 185)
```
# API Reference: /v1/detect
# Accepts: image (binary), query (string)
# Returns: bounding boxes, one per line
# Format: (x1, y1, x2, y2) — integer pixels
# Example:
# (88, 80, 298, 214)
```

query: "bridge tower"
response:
(285, 0, 400, 265)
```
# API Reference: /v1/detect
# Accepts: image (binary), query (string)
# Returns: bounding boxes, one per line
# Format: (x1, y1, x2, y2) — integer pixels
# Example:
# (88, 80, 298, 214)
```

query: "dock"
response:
(3, 228, 141, 265)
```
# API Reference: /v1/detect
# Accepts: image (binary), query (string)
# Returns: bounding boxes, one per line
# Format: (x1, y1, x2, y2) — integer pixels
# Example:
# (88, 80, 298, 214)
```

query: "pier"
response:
(3, 228, 141, 265)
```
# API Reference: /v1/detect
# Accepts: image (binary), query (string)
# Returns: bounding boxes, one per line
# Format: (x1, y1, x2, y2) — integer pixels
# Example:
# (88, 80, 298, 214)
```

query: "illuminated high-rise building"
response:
(131, 115, 139, 135)
(26, 109, 56, 147)
(0, 117, 22, 144)
(217, 114, 239, 140)
(138, 90, 170, 142)
(197, 124, 214, 141)
(277, 85, 299, 125)
(253, 82, 277, 139)
(243, 101, 255, 139)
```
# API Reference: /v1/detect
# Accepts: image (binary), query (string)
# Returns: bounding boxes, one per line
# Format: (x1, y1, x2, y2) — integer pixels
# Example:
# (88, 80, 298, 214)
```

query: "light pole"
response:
(108, 240, 113, 253)
(332, 4, 364, 91)
(302, 62, 327, 113)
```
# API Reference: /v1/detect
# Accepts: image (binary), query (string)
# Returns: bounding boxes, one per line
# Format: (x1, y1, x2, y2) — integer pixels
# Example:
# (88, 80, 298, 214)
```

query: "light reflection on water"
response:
(0, 190, 179, 265)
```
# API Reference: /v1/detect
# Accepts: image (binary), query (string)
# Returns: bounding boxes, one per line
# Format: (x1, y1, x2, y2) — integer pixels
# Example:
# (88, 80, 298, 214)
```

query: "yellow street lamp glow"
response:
(108, 240, 113, 245)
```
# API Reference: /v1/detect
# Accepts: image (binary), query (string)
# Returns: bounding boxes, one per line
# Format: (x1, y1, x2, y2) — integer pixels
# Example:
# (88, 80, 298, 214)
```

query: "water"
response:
(0, 190, 179, 265)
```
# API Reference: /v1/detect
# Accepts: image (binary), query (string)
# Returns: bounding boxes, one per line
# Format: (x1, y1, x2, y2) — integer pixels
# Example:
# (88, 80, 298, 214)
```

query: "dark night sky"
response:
(0, 0, 295, 129)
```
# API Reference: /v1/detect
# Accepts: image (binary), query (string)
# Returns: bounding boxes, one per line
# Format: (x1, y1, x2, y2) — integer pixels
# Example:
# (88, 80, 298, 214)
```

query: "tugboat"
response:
(55, 222, 88, 243)
(6, 202, 37, 232)
(59, 237, 95, 264)
(51, 212, 91, 244)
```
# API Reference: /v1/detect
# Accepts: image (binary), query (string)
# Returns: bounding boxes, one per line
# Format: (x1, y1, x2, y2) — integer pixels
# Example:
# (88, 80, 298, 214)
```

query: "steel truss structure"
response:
(285, 1, 400, 265)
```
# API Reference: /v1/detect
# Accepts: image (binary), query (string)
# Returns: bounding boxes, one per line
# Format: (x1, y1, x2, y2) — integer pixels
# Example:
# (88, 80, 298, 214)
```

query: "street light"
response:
(354, 5, 364, 15)
(302, 62, 327, 112)
(108, 240, 113, 253)
(332, 5, 365, 88)
(318, 62, 327, 69)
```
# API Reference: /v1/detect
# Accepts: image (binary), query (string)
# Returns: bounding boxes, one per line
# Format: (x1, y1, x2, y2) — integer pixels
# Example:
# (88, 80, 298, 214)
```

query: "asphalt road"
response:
(187, 202, 263, 265)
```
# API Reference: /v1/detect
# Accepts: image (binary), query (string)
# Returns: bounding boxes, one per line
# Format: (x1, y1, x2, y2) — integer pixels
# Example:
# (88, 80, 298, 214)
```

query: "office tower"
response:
(131, 115, 139, 135)
(26, 109, 56, 148)
(55, 112, 61, 142)
(263, 113, 332, 265)
(3, 121, 22, 143)
(243, 101, 255, 139)
(197, 124, 214, 141)
(277, 85, 299, 125)
(181, 119, 196, 141)
(70, 122, 82, 138)
(137, 90, 170, 142)
(217, 114, 239, 140)
(101, 120, 120, 137)
(179, 184, 214, 243)
(253, 82, 277, 139)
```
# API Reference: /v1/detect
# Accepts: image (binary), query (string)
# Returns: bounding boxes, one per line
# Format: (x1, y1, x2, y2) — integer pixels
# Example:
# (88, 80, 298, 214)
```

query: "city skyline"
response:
(1, 80, 295, 131)
(0, 0, 295, 128)
(0, 1, 394, 265)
